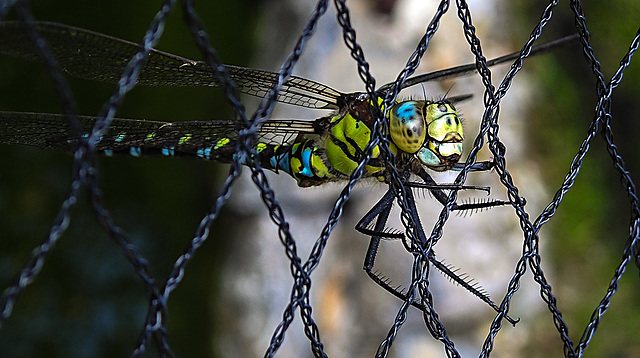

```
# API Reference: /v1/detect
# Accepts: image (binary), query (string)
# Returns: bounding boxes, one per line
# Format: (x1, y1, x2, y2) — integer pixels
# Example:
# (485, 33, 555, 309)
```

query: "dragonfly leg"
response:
(357, 187, 429, 312)
(414, 166, 512, 212)
(356, 172, 519, 324)
(451, 160, 494, 172)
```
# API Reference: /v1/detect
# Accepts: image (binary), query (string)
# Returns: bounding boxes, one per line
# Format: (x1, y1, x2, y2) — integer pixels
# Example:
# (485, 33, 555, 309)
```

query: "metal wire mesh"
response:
(0, 0, 638, 357)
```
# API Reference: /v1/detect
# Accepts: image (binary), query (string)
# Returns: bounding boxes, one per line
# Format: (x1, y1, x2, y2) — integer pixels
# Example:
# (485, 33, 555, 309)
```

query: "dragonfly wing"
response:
(223, 65, 342, 110)
(256, 119, 317, 145)
(0, 111, 230, 151)
(0, 111, 317, 152)
(0, 22, 342, 110)
(377, 34, 579, 93)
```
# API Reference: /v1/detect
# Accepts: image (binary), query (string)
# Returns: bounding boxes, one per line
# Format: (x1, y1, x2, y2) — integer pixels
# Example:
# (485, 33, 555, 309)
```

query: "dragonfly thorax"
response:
(389, 100, 463, 172)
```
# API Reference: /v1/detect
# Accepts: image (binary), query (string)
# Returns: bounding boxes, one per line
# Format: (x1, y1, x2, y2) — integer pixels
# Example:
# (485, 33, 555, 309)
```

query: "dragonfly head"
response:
(389, 100, 463, 171)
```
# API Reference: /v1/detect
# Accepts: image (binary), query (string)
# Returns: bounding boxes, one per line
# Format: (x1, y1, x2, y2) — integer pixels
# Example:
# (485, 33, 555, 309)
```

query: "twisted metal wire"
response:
(0, 0, 638, 356)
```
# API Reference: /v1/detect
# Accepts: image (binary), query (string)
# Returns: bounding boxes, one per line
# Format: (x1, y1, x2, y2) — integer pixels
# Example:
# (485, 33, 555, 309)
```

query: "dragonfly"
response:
(0, 21, 575, 320)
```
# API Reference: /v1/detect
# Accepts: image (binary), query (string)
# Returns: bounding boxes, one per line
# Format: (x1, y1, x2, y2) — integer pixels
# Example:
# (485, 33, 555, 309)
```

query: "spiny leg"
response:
(356, 168, 518, 324)
(414, 162, 512, 212)
(357, 187, 432, 311)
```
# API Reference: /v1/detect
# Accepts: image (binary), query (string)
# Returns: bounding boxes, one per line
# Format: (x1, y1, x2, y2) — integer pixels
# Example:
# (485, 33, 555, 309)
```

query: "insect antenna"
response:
(442, 83, 455, 101)
(421, 82, 428, 101)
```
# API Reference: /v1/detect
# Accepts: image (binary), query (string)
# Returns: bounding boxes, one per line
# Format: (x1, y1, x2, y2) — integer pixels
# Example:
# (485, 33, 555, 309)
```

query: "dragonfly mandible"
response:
(0, 21, 575, 320)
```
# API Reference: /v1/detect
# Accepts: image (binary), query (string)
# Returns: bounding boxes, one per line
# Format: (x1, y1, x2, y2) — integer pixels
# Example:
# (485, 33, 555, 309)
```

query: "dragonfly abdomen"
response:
(0, 112, 334, 187)
(252, 139, 332, 187)
(93, 135, 333, 187)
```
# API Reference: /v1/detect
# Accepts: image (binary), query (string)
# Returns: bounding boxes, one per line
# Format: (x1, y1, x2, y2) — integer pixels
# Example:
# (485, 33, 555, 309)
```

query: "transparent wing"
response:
(0, 111, 316, 152)
(377, 34, 579, 93)
(0, 22, 577, 110)
(0, 21, 343, 110)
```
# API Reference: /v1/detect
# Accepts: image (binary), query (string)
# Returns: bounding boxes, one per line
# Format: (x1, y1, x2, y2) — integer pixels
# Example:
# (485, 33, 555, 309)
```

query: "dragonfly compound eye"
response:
(389, 101, 427, 154)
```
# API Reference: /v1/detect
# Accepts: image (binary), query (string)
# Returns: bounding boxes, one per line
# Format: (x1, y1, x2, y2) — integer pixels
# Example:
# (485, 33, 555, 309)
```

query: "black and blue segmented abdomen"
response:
(0, 112, 332, 186)
(91, 121, 331, 186)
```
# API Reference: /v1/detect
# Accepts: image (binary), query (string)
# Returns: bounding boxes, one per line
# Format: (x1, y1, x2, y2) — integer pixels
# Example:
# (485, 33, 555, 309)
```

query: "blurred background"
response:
(0, 0, 638, 357)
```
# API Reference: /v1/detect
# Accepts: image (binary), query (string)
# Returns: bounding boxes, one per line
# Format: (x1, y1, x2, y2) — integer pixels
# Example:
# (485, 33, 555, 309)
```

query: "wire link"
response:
(0, 0, 638, 356)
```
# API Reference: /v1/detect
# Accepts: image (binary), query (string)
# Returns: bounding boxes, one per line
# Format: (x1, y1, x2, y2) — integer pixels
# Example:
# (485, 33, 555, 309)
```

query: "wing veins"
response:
(378, 34, 579, 93)
(0, 111, 317, 151)
(0, 21, 341, 109)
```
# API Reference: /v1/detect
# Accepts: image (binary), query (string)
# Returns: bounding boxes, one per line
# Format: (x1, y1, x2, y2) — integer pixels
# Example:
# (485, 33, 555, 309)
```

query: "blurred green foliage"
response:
(512, 2, 640, 357)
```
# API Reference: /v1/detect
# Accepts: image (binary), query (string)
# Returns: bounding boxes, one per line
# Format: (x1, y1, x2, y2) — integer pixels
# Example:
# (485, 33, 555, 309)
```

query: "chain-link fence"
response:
(0, 0, 638, 357)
